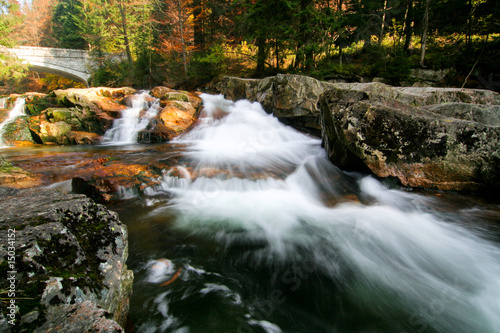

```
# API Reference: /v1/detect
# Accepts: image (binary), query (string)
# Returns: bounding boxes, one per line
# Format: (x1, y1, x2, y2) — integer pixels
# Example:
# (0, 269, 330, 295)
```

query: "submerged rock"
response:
(0, 159, 45, 188)
(0, 187, 133, 332)
(69, 157, 168, 203)
(319, 83, 500, 192)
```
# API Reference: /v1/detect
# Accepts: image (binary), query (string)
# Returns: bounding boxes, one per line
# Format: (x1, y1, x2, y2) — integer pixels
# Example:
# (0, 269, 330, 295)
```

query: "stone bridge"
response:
(2, 46, 92, 86)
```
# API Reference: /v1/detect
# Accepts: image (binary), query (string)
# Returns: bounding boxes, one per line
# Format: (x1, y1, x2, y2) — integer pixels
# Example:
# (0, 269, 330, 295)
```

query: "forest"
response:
(0, 0, 499, 93)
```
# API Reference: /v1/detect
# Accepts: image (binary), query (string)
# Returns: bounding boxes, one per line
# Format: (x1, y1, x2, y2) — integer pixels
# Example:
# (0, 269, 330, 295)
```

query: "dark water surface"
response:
(2, 95, 500, 333)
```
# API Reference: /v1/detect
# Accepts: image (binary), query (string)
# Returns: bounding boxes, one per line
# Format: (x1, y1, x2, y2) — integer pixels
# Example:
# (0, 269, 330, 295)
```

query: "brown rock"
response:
(159, 105, 195, 134)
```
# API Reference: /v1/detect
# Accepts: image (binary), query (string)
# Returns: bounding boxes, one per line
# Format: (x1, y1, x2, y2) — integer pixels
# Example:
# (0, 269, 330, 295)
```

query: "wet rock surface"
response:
(0, 187, 133, 332)
(0, 158, 45, 188)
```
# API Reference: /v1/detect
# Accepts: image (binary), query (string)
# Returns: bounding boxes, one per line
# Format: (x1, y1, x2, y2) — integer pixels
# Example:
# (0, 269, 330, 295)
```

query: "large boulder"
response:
(34, 107, 107, 144)
(218, 74, 335, 134)
(319, 82, 500, 192)
(0, 187, 133, 332)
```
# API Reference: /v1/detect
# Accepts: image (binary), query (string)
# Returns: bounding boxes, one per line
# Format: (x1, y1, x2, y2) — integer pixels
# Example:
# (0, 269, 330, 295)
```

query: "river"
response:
(2, 94, 500, 333)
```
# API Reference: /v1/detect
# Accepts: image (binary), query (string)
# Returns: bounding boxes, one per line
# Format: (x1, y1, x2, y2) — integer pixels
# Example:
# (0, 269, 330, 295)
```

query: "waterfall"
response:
(101, 92, 160, 145)
(0, 97, 8, 109)
(141, 94, 500, 333)
(0, 98, 26, 148)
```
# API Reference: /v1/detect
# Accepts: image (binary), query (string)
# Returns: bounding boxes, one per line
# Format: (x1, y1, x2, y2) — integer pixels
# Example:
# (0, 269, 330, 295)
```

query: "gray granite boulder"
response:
(319, 83, 500, 191)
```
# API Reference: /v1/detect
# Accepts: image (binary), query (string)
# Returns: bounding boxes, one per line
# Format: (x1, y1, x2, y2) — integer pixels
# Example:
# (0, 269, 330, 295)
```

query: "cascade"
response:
(133, 94, 500, 333)
(101, 92, 160, 145)
(0, 97, 8, 109)
(0, 97, 26, 148)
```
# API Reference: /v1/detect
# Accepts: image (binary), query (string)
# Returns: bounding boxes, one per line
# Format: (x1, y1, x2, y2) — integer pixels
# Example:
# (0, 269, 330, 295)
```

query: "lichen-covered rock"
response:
(319, 82, 500, 192)
(35, 107, 108, 144)
(39, 120, 72, 144)
(158, 104, 195, 133)
(409, 68, 451, 85)
(218, 74, 336, 134)
(24, 93, 58, 116)
(162, 91, 190, 103)
(0, 187, 133, 332)
(33, 301, 124, 333)
(151, 87, 202, 110)
(150, 86, 174, 99)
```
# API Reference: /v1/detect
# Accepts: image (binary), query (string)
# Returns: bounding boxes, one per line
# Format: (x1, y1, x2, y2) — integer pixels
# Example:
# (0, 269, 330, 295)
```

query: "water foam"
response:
(145, 94, 500, 332)
(0, 98, 26, 148)
(101, 92, 160, 145)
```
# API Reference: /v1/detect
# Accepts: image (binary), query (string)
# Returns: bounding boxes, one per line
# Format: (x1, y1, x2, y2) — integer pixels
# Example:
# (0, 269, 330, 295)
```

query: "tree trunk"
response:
(118, 0, 134, 69)
(297, 0, 314, 70)
(176, 0, 188, 76)
(339, 44, 343, 66)
(419, 0, 430, 67)
(192, 0, 205, 49)
(256, 36, 266, 77)
(403, 0, 413, 52)
(275, 40, 280, 70)
(295, 43, 303, 69)
(379, 0, 388, 44)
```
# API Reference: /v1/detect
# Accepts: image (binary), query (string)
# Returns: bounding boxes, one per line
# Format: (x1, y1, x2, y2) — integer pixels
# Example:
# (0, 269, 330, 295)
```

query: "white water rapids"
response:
(101, 92, 160, 145)
(141, 94, 500, 333)
(0, 97, 26, 148)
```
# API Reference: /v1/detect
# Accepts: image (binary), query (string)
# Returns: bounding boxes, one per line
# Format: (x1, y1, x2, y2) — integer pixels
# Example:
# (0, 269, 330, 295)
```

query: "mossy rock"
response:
(52, 88, 137, 108)
(45, 108, 83, 129)
(40, 121, 72, 144)
(24, 93, 58, 116)
(162, 92, 190, 102)
(2, 116, 36, 145)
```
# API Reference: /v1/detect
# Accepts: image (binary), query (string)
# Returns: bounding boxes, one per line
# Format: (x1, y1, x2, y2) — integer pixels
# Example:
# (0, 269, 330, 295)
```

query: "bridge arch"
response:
(1, 46, 93, 87)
